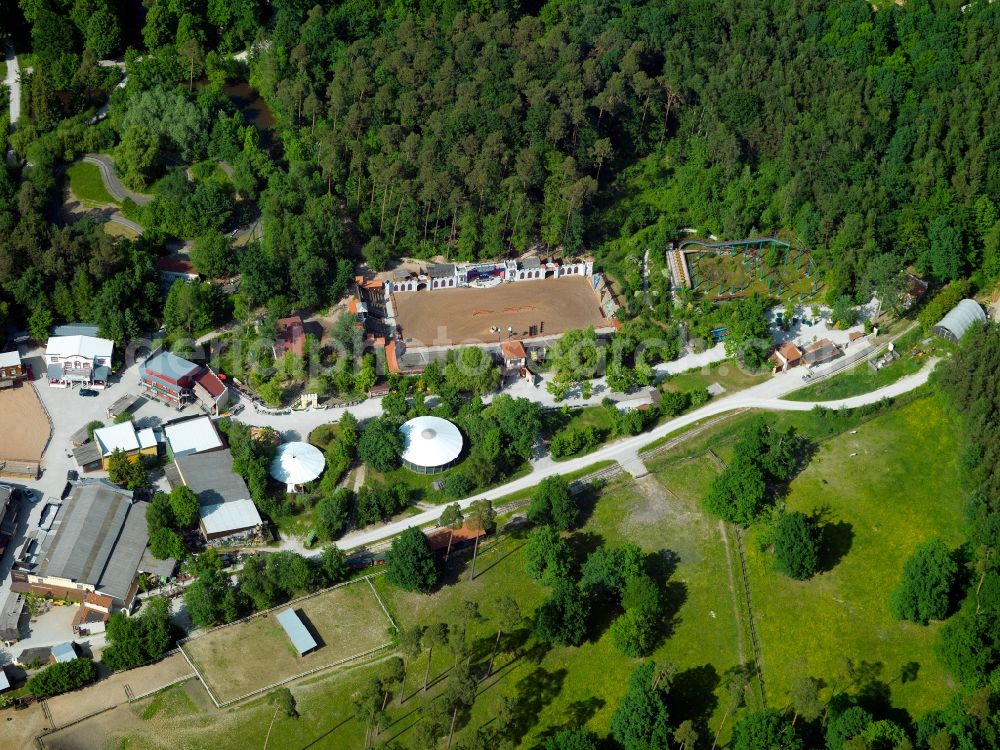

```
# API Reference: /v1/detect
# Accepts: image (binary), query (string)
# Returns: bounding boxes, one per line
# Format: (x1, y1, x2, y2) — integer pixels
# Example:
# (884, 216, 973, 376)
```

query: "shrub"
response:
(773, 512, 820, 579)
(27, 659, 98, 698)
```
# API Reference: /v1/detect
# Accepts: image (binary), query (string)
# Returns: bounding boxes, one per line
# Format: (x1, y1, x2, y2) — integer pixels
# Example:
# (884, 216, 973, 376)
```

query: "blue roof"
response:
(275, 609, 318, 655)
(144, 352, 199, 381)
(51, 642, 77, 663)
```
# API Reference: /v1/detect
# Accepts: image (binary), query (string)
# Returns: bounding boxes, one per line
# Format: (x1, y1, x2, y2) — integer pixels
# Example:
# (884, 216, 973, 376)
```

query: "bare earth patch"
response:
(392, 275, 609, 346)
(183, 579, 393, 705)
(0, 384, 51, 462)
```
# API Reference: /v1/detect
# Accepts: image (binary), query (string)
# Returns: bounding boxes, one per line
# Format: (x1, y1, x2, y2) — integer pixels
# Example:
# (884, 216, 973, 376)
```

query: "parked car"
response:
(78, 388, 98, 397)
(66, 470, 78, 481)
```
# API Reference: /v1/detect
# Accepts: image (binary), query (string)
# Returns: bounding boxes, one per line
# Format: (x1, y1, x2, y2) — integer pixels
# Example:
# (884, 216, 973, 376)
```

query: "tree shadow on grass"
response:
(667, 664, 720, 735)
(572, 484, 601, 528)
(660, 579, 688, 640)
(567, 531, 605, 570)
(508, 665, 568, 743)
(817, 520, 854, 573)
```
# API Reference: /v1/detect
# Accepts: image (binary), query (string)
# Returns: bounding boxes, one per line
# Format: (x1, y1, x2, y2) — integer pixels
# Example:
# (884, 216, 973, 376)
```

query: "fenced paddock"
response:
(392, 274, 608, 345)
(181, 575, 395, 706)
(0, 385, 50, 466)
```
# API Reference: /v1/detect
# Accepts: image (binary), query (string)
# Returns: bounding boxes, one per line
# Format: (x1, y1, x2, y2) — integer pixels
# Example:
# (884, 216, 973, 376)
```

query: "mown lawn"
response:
(67, 161, 118, 205)
(545, 404, 618, 462)
(660, 358, 770, 396)
(744, 395, 964, 716)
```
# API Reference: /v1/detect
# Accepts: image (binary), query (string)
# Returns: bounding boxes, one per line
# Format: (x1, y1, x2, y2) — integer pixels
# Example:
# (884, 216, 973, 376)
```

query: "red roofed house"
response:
(425, 523, 487, 555)
(273, 316, 305, 358)
(501, 340, 528, 379)
(141, 351, 229, 414)
(157, 256, 199, 285)
(770, 341, 803, 372)
(193, 368, 230, 415)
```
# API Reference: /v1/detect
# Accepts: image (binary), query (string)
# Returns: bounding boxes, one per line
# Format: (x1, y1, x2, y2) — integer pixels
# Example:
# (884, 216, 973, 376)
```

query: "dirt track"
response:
(392, 275, 608, 346)
(0, 384, 50, 462)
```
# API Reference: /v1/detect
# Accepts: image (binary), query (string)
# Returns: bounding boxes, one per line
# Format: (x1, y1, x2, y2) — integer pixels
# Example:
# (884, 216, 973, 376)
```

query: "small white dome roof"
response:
(269, 441, 326, 484)
(400, 416, 463, 469)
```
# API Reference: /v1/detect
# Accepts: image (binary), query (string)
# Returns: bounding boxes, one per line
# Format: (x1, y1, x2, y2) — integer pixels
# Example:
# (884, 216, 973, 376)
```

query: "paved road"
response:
(4, 39, 20, 128)
(106, 212, 145, 235)
(83, 154, 154, 205)
(326, 358, 937, 552)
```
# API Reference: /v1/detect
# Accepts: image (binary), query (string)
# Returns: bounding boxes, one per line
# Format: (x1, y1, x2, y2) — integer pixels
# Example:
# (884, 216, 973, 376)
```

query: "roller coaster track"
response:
(677, 236, 792, 253)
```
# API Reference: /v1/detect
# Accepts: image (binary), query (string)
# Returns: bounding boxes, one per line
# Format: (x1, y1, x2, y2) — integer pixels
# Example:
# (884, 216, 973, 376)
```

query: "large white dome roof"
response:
(269, 441, 326, 484)
(400, 416, 463, 470)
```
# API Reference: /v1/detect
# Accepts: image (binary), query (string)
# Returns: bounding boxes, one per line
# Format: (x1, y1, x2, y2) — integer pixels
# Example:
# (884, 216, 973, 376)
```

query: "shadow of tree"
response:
(660, 579, 688, 640)
(667, 664, 720, 739)
(508, 665, 568, 743)
(567, 531, 605, 570)
(817, 520, 854, 573)
(572, 484, 602, 528)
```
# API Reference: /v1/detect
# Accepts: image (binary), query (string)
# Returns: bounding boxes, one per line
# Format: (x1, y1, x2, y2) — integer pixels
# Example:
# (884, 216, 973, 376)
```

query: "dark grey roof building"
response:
(19, 480, 149, 608)
(172, 449, 263, 541)
(427, 263, 456, 279)
(173, 450, 250, 506)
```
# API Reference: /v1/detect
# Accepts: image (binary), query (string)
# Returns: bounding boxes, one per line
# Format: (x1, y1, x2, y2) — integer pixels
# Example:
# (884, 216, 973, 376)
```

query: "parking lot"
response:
(0, 346, 187, 659)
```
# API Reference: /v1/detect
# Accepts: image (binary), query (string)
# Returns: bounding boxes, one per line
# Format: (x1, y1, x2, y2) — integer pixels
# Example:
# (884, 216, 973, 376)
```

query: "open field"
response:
(0, 384, 50, 462)
(392, 275, 608, 346)
(660, 357, 770, 395)
(37, 395, 960, 748)
(67, 161, 118, 206)
(183, 579, 393, 704)
(744, 395, 964, 715)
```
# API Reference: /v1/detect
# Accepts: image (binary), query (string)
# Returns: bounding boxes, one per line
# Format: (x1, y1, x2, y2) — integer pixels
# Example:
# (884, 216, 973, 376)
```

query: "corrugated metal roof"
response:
(94, 422, 140, 455)
(52, 324, 100, 338)
(199, 499, 262, 536)
(275, 609, 318, 655)
(165, 416, 222, 456)
(97, 499, 149, 604)
(427, 263, 456, 278)
(50, 642, 77, 663)
(40, 482, 131, 584)
(73, 443, 103, 467)
(45, 335, 113, 360)
(144, 352, 199, 382)
(933, 299, 985, 343)
(36, 481, 148, 604)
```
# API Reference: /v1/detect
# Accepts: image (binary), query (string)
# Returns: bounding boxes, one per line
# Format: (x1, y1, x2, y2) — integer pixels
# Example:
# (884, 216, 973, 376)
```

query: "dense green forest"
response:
(1, 0, 999, 337)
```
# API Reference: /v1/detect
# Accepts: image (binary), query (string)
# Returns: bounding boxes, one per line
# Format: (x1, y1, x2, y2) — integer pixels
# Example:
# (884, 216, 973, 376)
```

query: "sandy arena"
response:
(392, 275, 609, 346)
(0, 384, 51, 462)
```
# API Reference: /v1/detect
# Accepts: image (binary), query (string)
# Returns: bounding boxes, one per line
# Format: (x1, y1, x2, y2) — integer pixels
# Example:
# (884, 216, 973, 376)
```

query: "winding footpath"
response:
(324, 359, 937, 553)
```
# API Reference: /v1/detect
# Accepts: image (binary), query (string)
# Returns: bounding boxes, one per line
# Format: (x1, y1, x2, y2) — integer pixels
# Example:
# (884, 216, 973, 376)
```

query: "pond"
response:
(201, 79, 279, 154)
